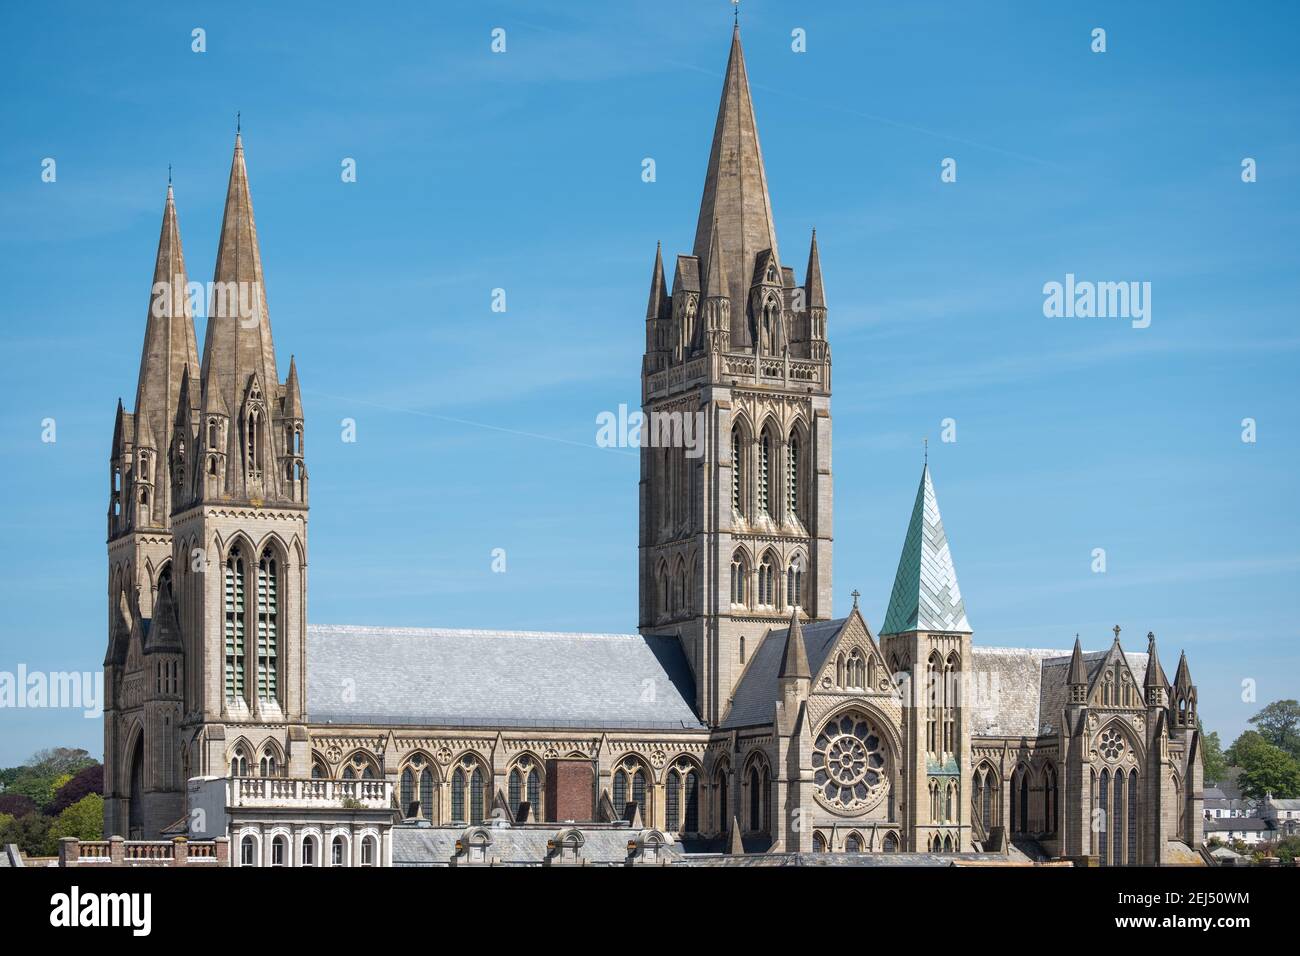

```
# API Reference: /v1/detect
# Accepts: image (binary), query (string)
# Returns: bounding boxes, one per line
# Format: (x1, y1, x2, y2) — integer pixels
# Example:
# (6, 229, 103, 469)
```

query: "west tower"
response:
(639, 26, 833, 727)
(104, 135, 310, 838)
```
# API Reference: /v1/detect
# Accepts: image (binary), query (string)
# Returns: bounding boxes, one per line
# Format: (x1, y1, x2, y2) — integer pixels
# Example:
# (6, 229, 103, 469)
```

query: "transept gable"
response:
(811, 608, 891, 698)
(1087, 640, 1144, 710)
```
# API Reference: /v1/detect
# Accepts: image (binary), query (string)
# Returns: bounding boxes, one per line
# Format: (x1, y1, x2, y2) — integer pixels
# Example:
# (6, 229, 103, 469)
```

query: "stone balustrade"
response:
(231, 776, 392, 809)
(58, 836, 228, 867)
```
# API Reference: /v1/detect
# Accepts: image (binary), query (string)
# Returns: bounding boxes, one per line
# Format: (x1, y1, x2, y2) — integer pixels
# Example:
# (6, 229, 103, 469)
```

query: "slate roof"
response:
(1205, 817, 1271, 833)
(881, 465, 971, 635)
(307, 625, 703, 730)
(968, 646, 1148, 737)
(393, 825, 666, 866)
(721, 618, 847, 728)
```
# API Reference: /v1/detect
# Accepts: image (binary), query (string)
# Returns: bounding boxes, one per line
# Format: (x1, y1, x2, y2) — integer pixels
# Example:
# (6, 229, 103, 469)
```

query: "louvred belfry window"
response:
(758, 434, 770, 514)
(256, 548, 278, 701)
(224, 548, 246, 700)
(787, 434, 799, 518)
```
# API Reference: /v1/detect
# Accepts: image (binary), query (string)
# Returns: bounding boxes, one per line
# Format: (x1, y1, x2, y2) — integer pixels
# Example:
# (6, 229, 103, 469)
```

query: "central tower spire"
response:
(691, 25, 780, 323)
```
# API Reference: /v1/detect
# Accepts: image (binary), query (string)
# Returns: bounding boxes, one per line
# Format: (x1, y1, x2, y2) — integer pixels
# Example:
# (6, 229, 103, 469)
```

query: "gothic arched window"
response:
(758, 554, 775, 607)
(1043, 764, 1057, 835)
(256, 548, 279, 703)
(786, 432, 800, 519)
(451, 755, 486, 824)
(731, 427, 744, 516)
(508, 755, 541, 822)
(259, 746, 278, 778)
(663, 759, 700, 833)
(224, 547, 246, 701)
(230, 745, 250, 778)
(786, 557, 803, 610)
(730, 551, 748, 606)
(612, 757, 649, 821)
(341, 752, 377, 780)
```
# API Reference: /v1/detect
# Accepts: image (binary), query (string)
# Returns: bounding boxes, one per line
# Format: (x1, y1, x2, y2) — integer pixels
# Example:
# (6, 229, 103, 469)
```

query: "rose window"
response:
(812, 713, 889, 811)
(1099, 727, 1125, 761)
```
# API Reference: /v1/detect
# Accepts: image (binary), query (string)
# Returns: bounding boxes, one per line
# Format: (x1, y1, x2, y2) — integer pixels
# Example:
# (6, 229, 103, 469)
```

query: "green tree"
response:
(49, 794, 104, 842)
(1199, 723, 1227, 781)
(0, 811, 55, 857)
(1249, 700, 1300, 761)
(1227, 731, 1300, 799)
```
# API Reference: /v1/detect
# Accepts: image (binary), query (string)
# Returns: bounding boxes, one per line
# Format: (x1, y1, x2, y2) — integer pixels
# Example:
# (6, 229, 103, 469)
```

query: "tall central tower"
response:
(639, 26, 833, 727)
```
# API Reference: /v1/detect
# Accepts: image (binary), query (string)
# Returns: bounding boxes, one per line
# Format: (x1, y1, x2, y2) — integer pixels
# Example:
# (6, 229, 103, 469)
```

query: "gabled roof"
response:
(307, 625, 703, 731)
(967, 645, 1150, 737)
(881, 464, 971, 635)
(721, 617, 847, 728)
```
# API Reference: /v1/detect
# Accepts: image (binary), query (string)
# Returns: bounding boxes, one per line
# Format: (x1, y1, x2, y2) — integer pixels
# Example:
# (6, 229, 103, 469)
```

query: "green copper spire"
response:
(880, 464, 971, 635)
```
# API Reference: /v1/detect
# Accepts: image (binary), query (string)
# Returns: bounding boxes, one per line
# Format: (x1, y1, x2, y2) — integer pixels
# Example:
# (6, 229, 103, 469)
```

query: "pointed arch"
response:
(450, 751, 489, 825)
(257, 738, 285, 777)
(757, 548, 779, 608)
(399, 751, 439, 820)
(971, 761, 1000, 833)
(742, 750, 772, 835)
(611, 753, 652, 823)
(757, 420, 778, 517)
(786, 418, 809, 525)
(227, 736, 253, 778)
(339, 750, 379, 781)
(506, 752, 544, 823)
(730, 548, 750, 606)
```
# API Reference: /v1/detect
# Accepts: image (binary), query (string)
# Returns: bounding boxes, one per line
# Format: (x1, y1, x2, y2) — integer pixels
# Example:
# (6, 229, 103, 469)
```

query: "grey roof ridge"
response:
(309, 623, 651, 641)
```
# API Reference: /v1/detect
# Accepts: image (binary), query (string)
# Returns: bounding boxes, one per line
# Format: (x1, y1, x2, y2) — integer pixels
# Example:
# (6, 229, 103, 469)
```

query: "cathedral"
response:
(101, 26, 1204, 866)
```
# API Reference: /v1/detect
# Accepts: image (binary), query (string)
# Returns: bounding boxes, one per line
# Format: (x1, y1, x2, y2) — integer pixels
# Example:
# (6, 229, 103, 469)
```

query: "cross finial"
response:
(733, 0, 740, 26)
(236, 110, 241, 134)
(1113, 624, 1121, 643)
(923, 437, 928, 467)
(851, 589, 860, 609)
(167, 164, 172, 185)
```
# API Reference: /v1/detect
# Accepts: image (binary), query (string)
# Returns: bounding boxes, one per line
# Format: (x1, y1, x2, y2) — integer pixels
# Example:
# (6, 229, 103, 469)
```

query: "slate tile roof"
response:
(968, 646, 1148, 737)
(307, 625, 704, 731)
(720, 617, 847, 728)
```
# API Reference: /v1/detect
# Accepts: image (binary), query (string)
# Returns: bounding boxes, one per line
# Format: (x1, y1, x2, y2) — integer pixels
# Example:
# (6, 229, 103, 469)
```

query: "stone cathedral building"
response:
(101, 27, 1203, 866)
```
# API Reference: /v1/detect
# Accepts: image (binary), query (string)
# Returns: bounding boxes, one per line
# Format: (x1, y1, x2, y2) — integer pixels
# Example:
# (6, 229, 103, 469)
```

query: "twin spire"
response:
(115, 130, 303, 533)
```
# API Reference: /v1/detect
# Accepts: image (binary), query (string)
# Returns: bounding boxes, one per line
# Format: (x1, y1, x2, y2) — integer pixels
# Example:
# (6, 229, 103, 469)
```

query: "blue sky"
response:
(0, 1, 1296, 766)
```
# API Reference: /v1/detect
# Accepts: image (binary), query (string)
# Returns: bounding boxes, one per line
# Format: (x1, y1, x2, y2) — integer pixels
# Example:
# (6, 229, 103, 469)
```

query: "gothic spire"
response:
(133, 182, 199, 514)
(284, 354, 303, 421)
(692, 24, 780, 323)
(805, 228, 826, 310)
(778, 607, 810, 679)
(1173, 649, 1193, 691)
(646, 242, 667, 320)
(1144, 631, 1169, 690)
(880, 464, 971, 635)
(201, 132, 280, 430)
(1067, 635, 1087, 686)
